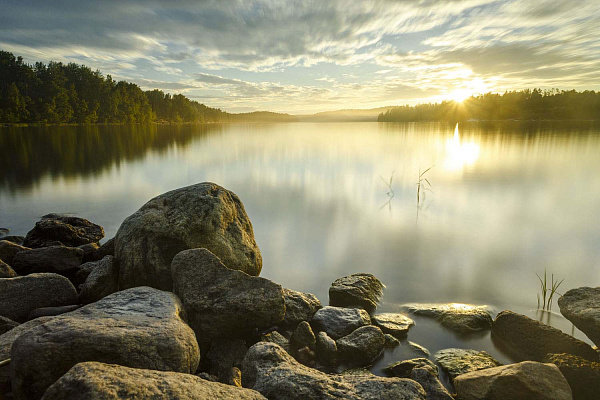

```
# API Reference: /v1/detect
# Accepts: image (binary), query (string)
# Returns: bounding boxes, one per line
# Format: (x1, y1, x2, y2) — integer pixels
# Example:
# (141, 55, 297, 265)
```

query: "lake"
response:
(1, 121, 599, 369)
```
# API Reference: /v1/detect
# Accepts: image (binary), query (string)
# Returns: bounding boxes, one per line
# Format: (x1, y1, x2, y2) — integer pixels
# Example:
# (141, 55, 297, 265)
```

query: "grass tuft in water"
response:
(536, 269, 564, 312)
(416, 165, 434, 206)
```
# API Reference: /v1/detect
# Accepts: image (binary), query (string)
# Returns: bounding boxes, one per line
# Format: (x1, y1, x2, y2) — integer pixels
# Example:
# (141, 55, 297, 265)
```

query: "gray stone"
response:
(260, 331, 290, 353)
(410, 367, 454, 400)
(87, 237, 115, 262)
(282, 288, 322, 327)
(23, 213, 104, 248)
(205, 339, 248, 383)
(558, 287, 600, 347)
(340, 367, 373, 376)
(329, 273, 384, 313)
(0, 236, 24, 245)
(115, 182, 262, 290)
(492, 310, 598, 362)
(372, 313, 414, 337)
(0, 273, 78, 322)
(10, 286, 200, 400)
(290, 321, 316, 351)
(543, 353, 600, 400)
(434, 348, 502, 382)
(403, 303, 493, 334)
(336, 325, 385, 367)
(0, 240, 29, 265)
(77, 242, 100, 262)
(407, 341, 430, 357)
(0, 316, 18, 335)
(242, 342, 426, 399)
(384, 333, 400, 348)
(310, 306, 371, 339)
(383, 358, 438, 378)
(0, 259, 16, 278)
(79, 255, 119, 304)
(295, 346, 317, 367)
(172, 248, 284, 343)
(28, 304, 80, 320)
(316, 331, 338, 367)
(454, 361, 573, 400)
(10, 245, 84, 276)
(41, 362, 266, 400)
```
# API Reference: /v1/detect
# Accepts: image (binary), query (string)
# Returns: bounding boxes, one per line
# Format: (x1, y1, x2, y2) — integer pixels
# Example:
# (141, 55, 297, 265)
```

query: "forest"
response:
(378, 89, 600, 122)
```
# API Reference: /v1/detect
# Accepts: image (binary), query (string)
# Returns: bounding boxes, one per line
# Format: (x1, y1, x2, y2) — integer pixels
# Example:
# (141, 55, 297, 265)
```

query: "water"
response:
(1, 121, 599, 369)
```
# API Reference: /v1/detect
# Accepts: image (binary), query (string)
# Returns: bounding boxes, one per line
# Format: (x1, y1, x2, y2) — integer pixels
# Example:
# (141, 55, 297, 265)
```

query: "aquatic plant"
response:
(416, 165, 434, 206)
(536, 270, 564, 312)
(380, 171, 395, 198)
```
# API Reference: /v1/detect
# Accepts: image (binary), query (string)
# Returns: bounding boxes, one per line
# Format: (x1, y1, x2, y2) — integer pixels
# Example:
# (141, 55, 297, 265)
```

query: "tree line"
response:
(378, 89, 600, 122)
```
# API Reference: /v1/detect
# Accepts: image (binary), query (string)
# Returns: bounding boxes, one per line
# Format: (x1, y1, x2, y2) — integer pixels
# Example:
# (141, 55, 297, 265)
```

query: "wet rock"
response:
(383, 358, 438, 378)
(434, 348, 502, 382)
(310, 306, 371, 339)
(28, 304, 80, 320)
(282, 288, 322, 327)
(0, 316, 19, 335)
(172, 248, 284, 343)
(454, 361, 572, 400)
(260, 331, 290, 353)
(0, 228, 8, 237)
(79, 255, 118, 304)
(558, 287, 600, 347)
(23, 213, 104, 248)
(407, 341, 431, 357)
(242, 342, 426, 399)
(403, 303, 493, 334)
(0, 240, 29, 265)
(10, 287, 200, 400)
(0, 236, 25, 245)
(290, 321, 316, 351)
(410, 367, 454, 400)
(492, 310, 598, 362)
(336, 325, 385, 367)
(0, 273, 77, 322)
(316, 331, 338, 367)
(42, 362, 267, 400)
(384, 333, 400, 348)
(372, 313, 414, 338)
(205, 339, 248, 383)
(329, 273, 384, 313)
(115, 182, 262, 290)
(10, 245, 84, 276)
(543, 353, 600, 400)
(0, 259, 17, 278)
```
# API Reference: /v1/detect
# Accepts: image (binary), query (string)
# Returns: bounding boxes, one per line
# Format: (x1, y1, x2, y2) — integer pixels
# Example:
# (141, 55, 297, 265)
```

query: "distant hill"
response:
(231, 111, 298, 123)
(297, 107, 397, 122)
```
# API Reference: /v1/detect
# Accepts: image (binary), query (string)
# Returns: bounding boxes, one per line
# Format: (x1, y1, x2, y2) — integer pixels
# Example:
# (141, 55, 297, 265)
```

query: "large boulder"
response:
(23, 213, 104, 248)
(454, 361, 573, 400)
(171, 248, 284, 343)
(329, 273, 384, 313)
(372, 313, 414, 338)
(10, 245, 84, 276)
(558, 287, 600, 347)
(78, 255, 119, 304)
(282, 288, 322, 327)
(492, 310, 598, 362)
(410, 367, 454, 400)
(42, 361, 266, 400)
(0, 273, 78, 322)
(310, 306, 371, 339)
(9, 286, 200, 400)
(115, 182, 262, 290)
(0, 259, 16, 278)
(402, 303, 493, 334)
(28, 305, 80, 320)
(543, 353, 600, 400)
(434, 348, 502, 382)
(336, 325, 385, 367)
(0, 240, 29, 265)
(242, 342, 426, 399)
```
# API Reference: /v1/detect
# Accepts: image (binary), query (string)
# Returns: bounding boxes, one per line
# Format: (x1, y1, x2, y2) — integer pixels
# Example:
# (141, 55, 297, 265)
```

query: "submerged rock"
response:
(10, 286, 200, 400)
(336, 325, 385, 367)
(78, 255, 118, 304)
(23, 213, 104, 248)
(310, 306, 371, 339)
(383, 358, 438, 378)
(242, 342, 426, 399)
(171, 248, 284, 343)
(10, 245, 84, 276)
(383, 333, 400, 348)
(372, 313, 414, 338)
(42, 362, 266, 400)
(0, 259, 16, 278)
(282, 288, 322, 327)
(544, 353, 600, 400)
(492, 310, 598, 362)
(402, 303, 493, 334)
(434, 348, 502, 382)
(454, 361, 572, 400)
(329, 273, 384, 313)
(0, 240, 29, 265)
(115, 182, 262, 290)
(558, 287, 600, 347)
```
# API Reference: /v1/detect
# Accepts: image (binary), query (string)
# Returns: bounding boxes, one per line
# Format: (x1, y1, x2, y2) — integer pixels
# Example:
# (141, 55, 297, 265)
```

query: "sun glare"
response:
(448, 88, 472, 103)
(443, 123, 480, 171)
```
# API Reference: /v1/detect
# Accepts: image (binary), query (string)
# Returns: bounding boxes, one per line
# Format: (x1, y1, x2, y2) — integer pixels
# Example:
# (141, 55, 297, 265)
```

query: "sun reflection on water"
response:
(443, 123, 480, 171)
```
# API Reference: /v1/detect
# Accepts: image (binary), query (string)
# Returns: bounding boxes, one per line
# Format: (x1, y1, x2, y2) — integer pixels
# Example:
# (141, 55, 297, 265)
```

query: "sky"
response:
(1, 0, 599, 114)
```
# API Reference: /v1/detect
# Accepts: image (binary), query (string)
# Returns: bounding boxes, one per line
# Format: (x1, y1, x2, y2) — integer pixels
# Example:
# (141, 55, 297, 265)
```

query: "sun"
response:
(448, 88, 473, 103)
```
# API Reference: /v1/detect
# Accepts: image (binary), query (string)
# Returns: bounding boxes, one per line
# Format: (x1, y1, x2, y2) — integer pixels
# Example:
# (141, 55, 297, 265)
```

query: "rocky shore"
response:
(0, 182, 598, 399)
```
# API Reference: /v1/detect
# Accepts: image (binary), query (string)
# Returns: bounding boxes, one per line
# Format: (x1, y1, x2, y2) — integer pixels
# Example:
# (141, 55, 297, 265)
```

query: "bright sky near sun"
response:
(1, 0, 599, 114)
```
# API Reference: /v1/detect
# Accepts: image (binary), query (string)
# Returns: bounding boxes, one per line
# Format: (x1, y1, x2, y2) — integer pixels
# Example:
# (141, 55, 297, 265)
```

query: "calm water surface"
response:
(1, 122, 599, 369)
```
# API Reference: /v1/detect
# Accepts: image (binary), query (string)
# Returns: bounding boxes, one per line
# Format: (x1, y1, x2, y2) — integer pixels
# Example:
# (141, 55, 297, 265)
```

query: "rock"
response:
(28, 304, 80, 319)
(434, 348, 502, 382)
(0, 228, 8, 237)
(73, 258, 99, 285)
(454, 361, 573, 400)
(10, 245, 84, 276)
(0, 235, 25, 245)
(492, 310, 598, 362)
(10, 286, 200, 400)
(228, 366, 243, 387)
(295, 346, 317, 367)
(205, 339, 248, 383)
(171, 248, 284, 343)
(407, 341, 430, 357)
(310, 306, 371, 339)
(0, 259, 17, 278)
(260, 331, 290, 353)
(77, 242, 100, 262)
(329, 273, 384, 313)
(410, 367, 454, 400)
(197, 372, 219, 382)
(383, 358, 438, 378)
(23, 213, 104, 248)
(372, 313, 414, 338)
(87, 237, 115, 261)
(0, 273, 78, 322)
(42, 362, 266, 400)
(403, 303, 493, 334)
(340, 367, 373, 376)
(0, 316, 19, 335)
(316, 331, 338, 367)
(79, 255, 118, 304)
(282, 288, 322, 327)
(290, 321, 316, 351)
(0, 240, 29, 265)
(115, 182, 262, 290)
(543, 353, 600, 400)
(336, 325, 385, 367)
(558, 287, 600, 347)
(242, 342, 426, 399)
(384, 333, 400, 348)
